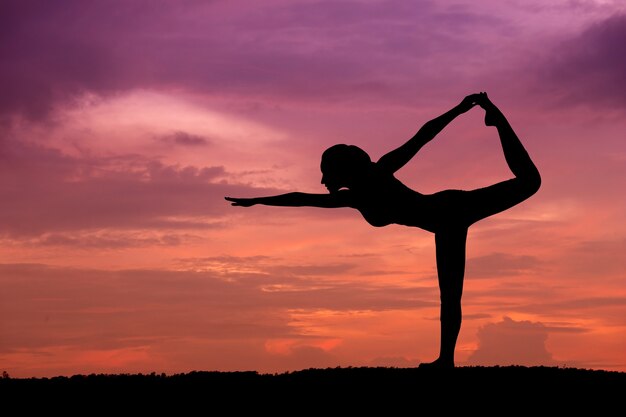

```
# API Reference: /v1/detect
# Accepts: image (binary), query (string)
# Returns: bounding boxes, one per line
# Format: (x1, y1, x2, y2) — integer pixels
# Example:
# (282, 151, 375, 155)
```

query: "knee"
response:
(526, 170, 541, 196)
(518, 168, 541, 198)
(440, 298, 462, 317)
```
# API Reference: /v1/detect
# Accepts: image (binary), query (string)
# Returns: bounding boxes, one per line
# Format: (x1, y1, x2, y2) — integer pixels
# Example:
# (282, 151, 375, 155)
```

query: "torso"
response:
(351, 172, 433, 231)
(349, 168, 468, 234)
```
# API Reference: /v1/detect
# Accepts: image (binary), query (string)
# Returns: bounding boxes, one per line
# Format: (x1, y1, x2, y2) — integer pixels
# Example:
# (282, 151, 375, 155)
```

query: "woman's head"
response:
(320, 144, 372, 192)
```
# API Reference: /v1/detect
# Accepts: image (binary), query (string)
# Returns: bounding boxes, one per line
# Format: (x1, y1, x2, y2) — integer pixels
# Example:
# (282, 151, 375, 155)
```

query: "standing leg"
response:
(420, 227, 468, 369)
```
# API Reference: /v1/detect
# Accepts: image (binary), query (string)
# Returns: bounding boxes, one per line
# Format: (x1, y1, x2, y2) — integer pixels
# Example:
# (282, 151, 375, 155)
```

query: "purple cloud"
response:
(539, 13, 626, 108)
(0, 0, 517, 122)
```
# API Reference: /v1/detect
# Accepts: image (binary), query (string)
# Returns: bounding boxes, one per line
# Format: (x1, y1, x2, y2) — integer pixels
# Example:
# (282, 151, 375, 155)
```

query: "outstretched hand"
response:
(225, 196, 257, 207)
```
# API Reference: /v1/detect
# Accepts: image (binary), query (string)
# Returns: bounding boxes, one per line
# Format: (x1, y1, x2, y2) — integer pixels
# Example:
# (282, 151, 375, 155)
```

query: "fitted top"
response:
(345, 168, 442, 233)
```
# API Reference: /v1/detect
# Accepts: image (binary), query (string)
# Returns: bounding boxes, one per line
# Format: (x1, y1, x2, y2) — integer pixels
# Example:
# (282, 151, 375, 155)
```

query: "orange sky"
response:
(1, 0, 625, 377)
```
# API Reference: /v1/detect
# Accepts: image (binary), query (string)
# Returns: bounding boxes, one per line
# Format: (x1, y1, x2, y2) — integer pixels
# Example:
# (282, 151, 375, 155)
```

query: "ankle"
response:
(418, 358, 455, 369)
(484, 107, 504, 127)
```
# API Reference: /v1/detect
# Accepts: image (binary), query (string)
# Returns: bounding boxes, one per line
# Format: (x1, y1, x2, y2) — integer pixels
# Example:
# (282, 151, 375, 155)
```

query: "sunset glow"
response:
(1, 0, 625, 377)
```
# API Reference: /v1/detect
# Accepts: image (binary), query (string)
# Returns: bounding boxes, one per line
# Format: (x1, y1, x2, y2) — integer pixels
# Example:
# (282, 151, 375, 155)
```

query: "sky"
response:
(1, 0, 625, 378)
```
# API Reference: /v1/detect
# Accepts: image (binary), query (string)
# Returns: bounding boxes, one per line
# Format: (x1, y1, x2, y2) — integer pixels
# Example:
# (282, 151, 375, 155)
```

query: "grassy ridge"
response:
(2, 366, 624, 412)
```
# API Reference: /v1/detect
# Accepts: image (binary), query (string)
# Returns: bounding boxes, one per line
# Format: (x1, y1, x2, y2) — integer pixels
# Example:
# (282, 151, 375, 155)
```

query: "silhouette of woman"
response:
(225, 92, 541, 369)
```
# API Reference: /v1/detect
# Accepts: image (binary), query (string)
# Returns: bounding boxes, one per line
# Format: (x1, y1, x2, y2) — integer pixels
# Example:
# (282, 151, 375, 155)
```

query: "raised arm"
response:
(225, 190, 354, 208)
(376, 93, 481, 174)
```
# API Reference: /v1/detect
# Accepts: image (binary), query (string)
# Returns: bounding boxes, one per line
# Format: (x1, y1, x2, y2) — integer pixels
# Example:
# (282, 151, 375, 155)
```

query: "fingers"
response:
(463, 93, 483, 106)
(225, 197, 241, 206)
(225, 196, 252, 207)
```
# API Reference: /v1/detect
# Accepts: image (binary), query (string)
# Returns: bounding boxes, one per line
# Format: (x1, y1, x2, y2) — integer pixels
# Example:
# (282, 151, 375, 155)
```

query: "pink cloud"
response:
(158, 131, 211, 147)
(466, 252, 543, 279)
(465, 316, 558, 367)
(0, 261, 438, 376)
(0, 136, 270, 237)
(34, 231, 194, 249)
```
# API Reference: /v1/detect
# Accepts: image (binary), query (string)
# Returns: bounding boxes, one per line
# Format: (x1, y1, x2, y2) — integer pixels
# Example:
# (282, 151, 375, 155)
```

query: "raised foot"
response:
(477, 92, 503, 127)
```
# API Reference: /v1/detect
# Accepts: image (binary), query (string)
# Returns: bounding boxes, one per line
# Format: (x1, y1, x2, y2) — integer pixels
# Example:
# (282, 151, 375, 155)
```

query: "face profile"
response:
(225, 92, 541, 369)
(320, 144, 373, 193)
(320, 170, 343, 193)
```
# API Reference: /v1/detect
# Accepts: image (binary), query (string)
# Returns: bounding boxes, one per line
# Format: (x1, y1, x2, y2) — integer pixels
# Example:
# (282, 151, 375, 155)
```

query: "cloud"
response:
(523, 296, 626, 323)
(466, 252, 543, 279)
(158, 131, 210, 147)
(0, 0, 145, 120)
(0, 260, 439, 376)
(172, 255, 438, 311)
(32, 231, 203, 249)
(0, 0, 526, 122)
(564, 239, 626, 279)
(0, 136, 270, 237)
(3, 0, 625, 377)
(465, 316, 559, 367)
(0, 262, 292, 354)
(539, 13, 626, 108)
(0, 260, 437, 350)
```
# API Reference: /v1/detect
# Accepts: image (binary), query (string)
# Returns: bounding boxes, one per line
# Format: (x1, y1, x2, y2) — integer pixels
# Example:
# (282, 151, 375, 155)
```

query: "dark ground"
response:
(2, 366, 624, 413)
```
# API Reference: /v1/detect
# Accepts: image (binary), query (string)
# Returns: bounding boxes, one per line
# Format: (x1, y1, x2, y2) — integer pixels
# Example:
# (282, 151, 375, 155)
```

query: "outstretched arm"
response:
(376, 93, 481, 174)
(225, 190, 354, 208)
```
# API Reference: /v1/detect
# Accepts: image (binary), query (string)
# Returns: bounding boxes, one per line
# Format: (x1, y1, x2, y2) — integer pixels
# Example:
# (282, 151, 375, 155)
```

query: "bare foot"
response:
(418, 358, 454, 370)
(477, 92, 503, 127)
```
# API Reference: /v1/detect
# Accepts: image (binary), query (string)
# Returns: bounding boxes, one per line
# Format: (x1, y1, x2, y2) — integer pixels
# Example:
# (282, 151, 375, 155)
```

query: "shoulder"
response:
(330, 189, 357, 207)
(371, 161, 394, 176)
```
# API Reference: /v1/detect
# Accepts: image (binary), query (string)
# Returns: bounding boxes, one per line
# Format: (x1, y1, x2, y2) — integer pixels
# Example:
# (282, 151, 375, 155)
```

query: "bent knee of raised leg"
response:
(517, 168, 541, 198)
(525, 169, 541, 196)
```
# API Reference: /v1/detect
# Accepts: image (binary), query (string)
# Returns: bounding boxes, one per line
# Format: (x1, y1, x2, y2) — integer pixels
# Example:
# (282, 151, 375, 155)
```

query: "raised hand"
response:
(458, 93, 482, 113)
(225, 196, 258, 207)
